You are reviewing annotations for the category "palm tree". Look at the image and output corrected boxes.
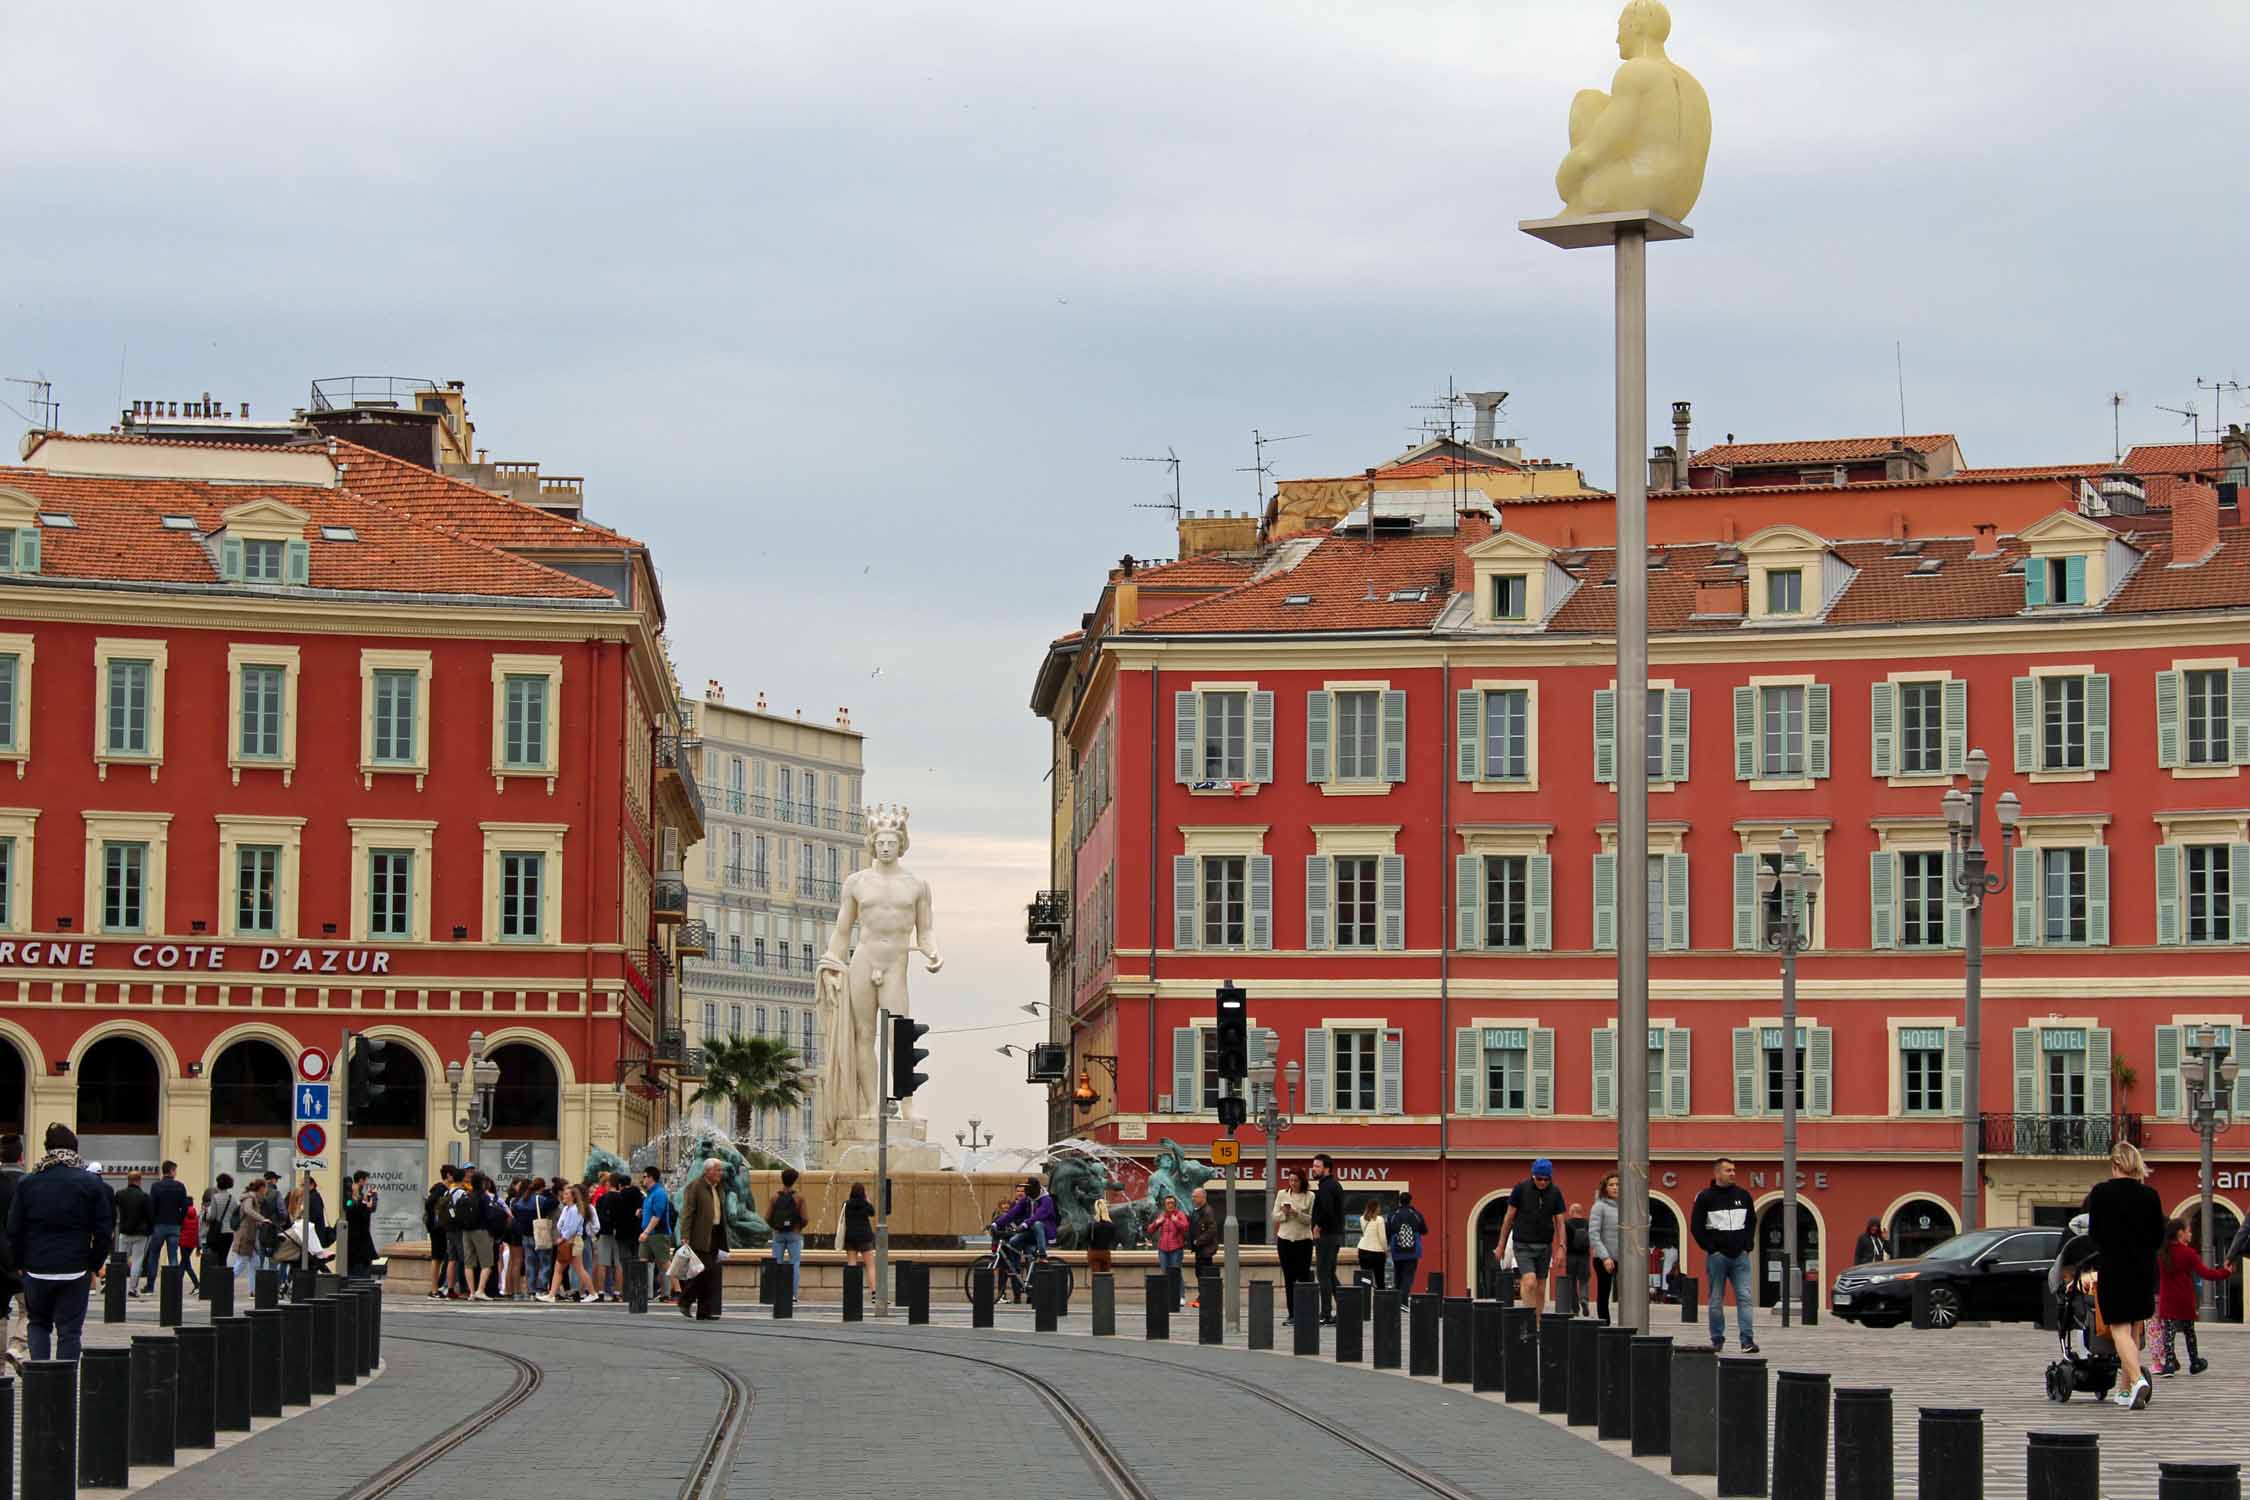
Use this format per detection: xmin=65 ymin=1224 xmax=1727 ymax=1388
xmin=689 ymin=1034 xmax=811 ymax=1140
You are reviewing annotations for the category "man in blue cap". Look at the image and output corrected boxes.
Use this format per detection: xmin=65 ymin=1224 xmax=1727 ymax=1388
xmin=1496 ymin=1158 xmax=1567 ymax=1308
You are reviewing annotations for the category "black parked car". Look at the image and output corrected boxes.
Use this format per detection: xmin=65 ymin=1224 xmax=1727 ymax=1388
xmin=1831 ymin=1227 xmax=2065 ymax=1328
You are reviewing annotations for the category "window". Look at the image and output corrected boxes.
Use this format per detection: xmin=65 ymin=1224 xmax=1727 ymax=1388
xmin=1900 ymin=851 xmax=1947 ymax=948
xmin=2042 ymin=676 xmax=2086 ymax=771
xmin=102 ymin=841 xmax=147 ymax=933
xmin=2186 ymin=670 xmax=2231 ymax=767
xmin=1763 ymin=1028 xmax=1807 ymax=1113
xmin=239 ymin=665 xmax=285 ymax=760
xmin=799 ymin=843 xmax=815 ymax=891
xmin=826 ymin=846 xmax=840 ymax=887
xmin=802 ymin=1011 xmax=816 ymax=1066
xmin=1201 ymin=856 xmax=1246 ymax=948
xmin=1334 ymin=856 xmax=1377 ymax=948
xmin=753 ymin=1006 xmax=766 ymax=1036
xmin=1594 ymin=849 xmax=1685 ymax=952
xmin=242 ymin=539 xmax=284 ymax=583
xmin=498 ymin=852 xmax=544 ymax=941
xmin=235 ymin=845 xmax=280 ymax=935
xmin=105 ymin=659 xmax=152 ymax=754
xmin=0 ymin=653 xmax=17 ymax=752
xmin=753 ymin=936 xmax=767 ymax=967
xmin=1201 ymin=691 xmax=1248 ymax=780
xmin=502 ymin=675 xmax=548 ymax=768
xmin=2042 ymin=848 xmax=2089 ymax=944
xmin=368 ymin=851 xmax=413 ymax=938
xmin=1473 ymin=1025 xmax=1552 ymax=1114
xmin=1485 ymin=856 xmax=1529 ymax=950
xmin=372 ymin=670 xmax=418 ymax=763
xmin=754 ymin=835 xmax=769 ymax=885
xmin=1760 ymin=685 xmax=1805 ymax=777
xmin=1335 ymin=691 xmax=1380 ymax=781
xmin=1900 ymin=1028 xmax=1946 ymax=1114
xmin=728 ymin=933 xmax=742 ymax=964
xmin=1198 ymin=1026 xmax=1223 ymax=1109
xmin=2038 ymin=556 xmax=2086 ymax=607
xmin=1644 ymin=694 xmax=1665 ymax=780
xmin=1331 ymin=1028 xmax=1378 ymax=1113
xmin=702 ymin=1001 xmax=718 ymax=1036
xmin=1493 ymin=574 xmax=1528 ymax=622
xmin=1898 ymin=681 xmax=1944 ymax=774
xmin=1483 ymin=689 xmax=1529 ymax=780
xmin=1594 ymin=686 xmax=1687 ymax=785
xmin=801 ymin=941 xmax=814 ymax=971
xmin=1766 ymin=568 xmax=1803 ymax=615
xmin=2047 ymin=1037 xmax=2089 ymax=1116
xmin=2186 ymin=845 xmax=2234 ymax=944
xmin=1476 ymin=1030 xmax=1529 ymax=1112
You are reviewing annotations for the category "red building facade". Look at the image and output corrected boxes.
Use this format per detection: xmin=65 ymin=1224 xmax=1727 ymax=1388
xmin=1038 ymin=462 xmax=2250 ymax=1305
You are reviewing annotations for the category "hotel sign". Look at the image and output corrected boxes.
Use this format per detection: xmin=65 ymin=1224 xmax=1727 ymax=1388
xmin=0 ymin=941 xmax=397 ymax=974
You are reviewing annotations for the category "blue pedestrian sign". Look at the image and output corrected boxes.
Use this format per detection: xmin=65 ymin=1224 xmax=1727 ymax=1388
xmin=295 ymin=1084 xmax=330 ymax=1121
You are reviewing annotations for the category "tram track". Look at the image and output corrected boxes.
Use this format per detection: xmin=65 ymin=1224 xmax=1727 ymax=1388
xmin=338 ymin=1335 xmax=542 ymax=1500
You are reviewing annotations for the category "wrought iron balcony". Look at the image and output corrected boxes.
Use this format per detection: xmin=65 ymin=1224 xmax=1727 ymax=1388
xmin=1026 ymin=890 xmax=1068 ymax=944
xmin=674 ymin=918 xmax=712 ymax=958
xmin=1979 ymin=1112 xmax=2143 ymax=1158
xmin=653 ymin=872 xmax=687 ymax=925
xmin=654 ymin=734 xmax=707 ymax=839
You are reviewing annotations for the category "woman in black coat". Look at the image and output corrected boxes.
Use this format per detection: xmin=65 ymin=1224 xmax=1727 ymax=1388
xmin=342 ymin=1176 xmax=380 ymax=1280
xmin=2084 ymin=1140 xmax=2165 ymax=1409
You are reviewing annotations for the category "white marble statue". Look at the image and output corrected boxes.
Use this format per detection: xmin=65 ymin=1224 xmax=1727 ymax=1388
xmin=816 ymin=805 xmax=943 ymax=1149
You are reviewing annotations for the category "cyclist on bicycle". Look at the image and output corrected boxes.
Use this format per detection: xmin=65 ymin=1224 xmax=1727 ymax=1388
xmin=988 ymin=1178 xmax=1050 ymax=1302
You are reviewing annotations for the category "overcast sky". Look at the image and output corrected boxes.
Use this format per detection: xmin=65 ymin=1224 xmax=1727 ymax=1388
xmin=6 ymin=2 xmax=2246 ymax=1150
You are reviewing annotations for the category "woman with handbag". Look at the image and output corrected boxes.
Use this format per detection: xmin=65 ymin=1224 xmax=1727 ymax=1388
xmin=535 ymin=1183 xmax=588 ymax=1303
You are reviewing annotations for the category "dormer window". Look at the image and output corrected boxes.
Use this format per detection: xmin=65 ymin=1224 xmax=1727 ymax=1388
xmin=1462 ymin=532 xmax=1573 ymax=631
xmin=2026 ymin=555 xmax=2086 ymax=608
xmin=1493 ymin=574 xmax=1528 ymax=621
xmin=213 ymin=496 xmax=315 ymax=589
xmin=2018 ymin=510 xmax=2136 ymax=614
xmin=1766 ymin=568 xmax=1803 ymax=615
xmin=243 ymin=539 xmax=285 ymax=584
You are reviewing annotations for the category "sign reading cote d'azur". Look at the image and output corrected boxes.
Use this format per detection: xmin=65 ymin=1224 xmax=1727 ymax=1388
xmin=0 ymin=941 xmax=399 ymax=974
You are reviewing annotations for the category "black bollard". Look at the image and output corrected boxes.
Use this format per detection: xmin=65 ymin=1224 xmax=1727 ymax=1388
xmin=1336 ymin=1279 xmax=1363 ymax=1363
xmin=1408 ymin=1293 xmax=1439 ymax=1376
xmin=209 ymin=1264 xmax=234 ymax=1320
xmin=1716 ymin=1357 xmax=1770 ymax=1498
xmin=175 ymin=1325 xmax=217 ymax=1449
xmin=159 ymin=1263 xmax=184 ymax=1327
xmin=308 ymin=1294 xmax=337 ymax=1397
xmin=1919 ymin=1408 xmax=1981 ymax=1500
xmin=1294 ymin=1283 xmax=1321 ymax=1355
xmin=1670 ymin=1344 xmax=1719 ymax=1476
xmin=971 ymin=1264 xmax=994 ymax=1329
xmin=843 ymin=1263 xmax=864 ymax=1323
xmin=1630 ymin=1335 xmax=1674 ymax=1457
xmin=758 ymin=1257 xmax=776 ymax=1307
xmin=1197 ymin=1277 xmax=1221 ymax=1345
xmin=1597 ymin=1325 xmax=1634 ymax=1442
xmin=1539 ymin=1312 xmax=1571 ymax=1414
xmin=365 ymin=1280 xmax=382 ymax=1369
xmin=289 ymin=1266 xmax=311 ymax=1304
xmin=255 ymin=1267 xmax=280 ymax=1310
xmin=214 ymin=1316 xmax=252 ymax=1432
xmin=335 ymin=1292 xmax=359 ymax=1385
xmin=1441 ymin=1298 xmax=1471 ymax=1384
xmin=1094 ymin=1273 xmax=1118 ymax=1337
xmin=247 ymin=1308 xmax=284 ymax=1418
xmin=1494 ymin=1272 xmax=1514 ymax=1306
xmin=1773 ymin=1370 xmax=1831 ymax=1500
xmin=1836 ymin=1387 xmax=1893 ymax=1500
xmin=279 ymin=1303 xmax=313 ymax=1407
xmin=80 ymin=1347 xmax=131 ymax=1487
xmin=1679 ymin=1275 xmax=1699 ymax=1325
xmin=22 ymin=1362 xmax=75 ymax=1500
xmin=1426 ymin=1271 xmax=1444 ymax=1298
xmin=1371 ymin=1288 xmax=1401 ymax=1369
xmin=104 ymin=1253 xmax=128 ymax=1323
xmin=130 ymin=1336 xmax=179 ymax=1468
xmin=1504 ymin=1305 xmax=1540 ymax=1404
xmin=2025 ymin=1431 xmax=2099 ymax=1500
xmin=2160 ymin=1462 xmax=2243 ymax=1500
xmin=1244 ymin=1279 xmax=1269 ymax=1349
xmin=1144 ymin=1273 xmax=1170 ymax=1340
xmin=774 ymin=1261 xmax=795 ymax=1321
xmin=350 ymin=1285 xmax=374 ymax=1378
xmin=904 ymin=1262 xmax=929 ymax=1325
xmin=1567 ymin=1318 xmax=1601 ymax=1427
xmin=1471 ymin=1301 xmax=1503 ymax=1392
xmin=1801 ymin=1271 xmax=1820 ymax=1327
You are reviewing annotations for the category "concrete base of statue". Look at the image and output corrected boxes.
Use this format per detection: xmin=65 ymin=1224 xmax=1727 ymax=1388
xmin=820 ymin=1113 xmax=943 ymax=1172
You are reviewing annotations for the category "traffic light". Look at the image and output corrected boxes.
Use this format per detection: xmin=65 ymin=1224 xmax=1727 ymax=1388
xmin=889 ymin=1015 xmax=930 ymax=1100
xmin=346 ymin=1033 xmax=389 ymax=1115
xmin=1215 ymin=982 xmax=1248 ymax=1082
xmin=1217 ymin=1093 xmax=1247 ymax=1131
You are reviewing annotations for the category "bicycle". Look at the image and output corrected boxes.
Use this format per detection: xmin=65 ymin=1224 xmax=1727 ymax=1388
xmin=962 ymin=1234 xmax=1073 ymax=1307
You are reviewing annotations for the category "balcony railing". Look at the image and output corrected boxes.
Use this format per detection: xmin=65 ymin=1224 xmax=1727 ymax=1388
xmin=674 ymin=918 xmax=712 ymax=958
xmin=1026 ymin=890 xmax=1068 ymax=944
xmin=653 ymin=872 xmax=687 ymax=924
xmin=1979 ymin=1112 xmax=2143 ymax=1158
xmin=655 ymin=734 xmax=706 ymax=832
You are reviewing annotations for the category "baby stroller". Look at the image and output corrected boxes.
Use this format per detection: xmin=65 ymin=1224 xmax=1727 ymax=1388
xmin=2045 ymin=1214 xmax=2121 ymax=1402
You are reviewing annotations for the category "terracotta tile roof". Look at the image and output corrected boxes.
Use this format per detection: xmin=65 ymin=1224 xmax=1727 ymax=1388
xmin=1130 ymin=531 xmax=1462 ymax=634
xmin=0 ymin=466 xmax=615 ymax=601
xmin=2122 ymin=442 xmax=2222 ymax=476
xmin=1371 ymin=456 xmax=1513 ymax=479
xmin=40 ymin=431 xmax=328 ymax=457
xmin=1691 ymin=434 xmax=1956 ymax=466
xmin=328 ymin=440 xmax=644 ymax=551
xmin=1955 ymin=464 xmax=2103 ymax=479
xmin=1652 ymin=470 xmax=2072 ymax=500
xmin=1131 ymin=555 xmax=1257 ymax=587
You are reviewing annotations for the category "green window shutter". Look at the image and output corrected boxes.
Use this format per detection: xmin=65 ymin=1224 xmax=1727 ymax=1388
xmin=1664 ymin=852 xmax=1690 ymax=952
xmin=1945 ymin=1027 xmax=1966 ymax=1116
xmin=2232 ymin=844 xmax=2250 ymax=938
xmin=15 ymin=529 xmax=37 ymax=574
xmin=1172 ymin=856 xmax=1197 ymax=950
xmin=1456 ymin=689 xmax=1482 ymax=781
xmin=1870 ymin=682 xmax=1896 ymax=777
xmin=1732 ymin=686 xmax=1756 ymax=779
xmin=1247 ymin=855 xmax=1273 ymax=950
xmin=1807 ymin=683 xmax=1832 ymax=778
xmin=1528 ymin=853 xmax=1553 ymax=952
xmin=1305 ymin=692 xmax=1332 ymax=784
xmin=2087 ymin=846 xmax=2110 ymax=945
xmin=2155 ymin=845 xmax=2182 ymax=946
xmin=2231 ymin=669 xmax=2250 ymax=766
xmin=1455 ymin=1027 xmax=1481 ymax=1114
xmin=2155 ymin=1024 xmax=2183 ymax=1119
xmin=1302 ymin=1027 xmax=1331 ymax=1114
xmin=1171 ymin=1027 xmax=1198 ymax=1112
xmin=1248 ymin=691 xmax=1274 ymax=783
xmin=1943 ymin=849 xmax=1966 ymax=949
xmin=1456 ymin=854 xmax=1483 ymax=950
xmin=1732 ymin=1027 xmax=1757 ymax=1115
xmin=2087 ymin=674 xmax=2111 ymax=771
xmin=1943 ymin=678 xmax=1968 ymax=775
xmin=2012 ymin=1027 xmax=2038 ymax=1114
xmin=1303 ymin=855 xmax=1330 ymax=952
xmin=1379 ymin=1028 xmax=1404 ymax=1115
xmin=1808 ymin=1025 xmax=1834 ymax=1116
xmin=1381 ymin=689 xmax=1407 ymax=783
xmin=1869 ymin=851 xmax=1897 ymax=950
xmin=1667 ymin=1028 xmax=1693 ymax=1117
xmin=1529 ymin=1027 xmax=1556 ymax=1115
xmin=1589 ymin=1026 xmax=1618 ymax=1117
xmin=1592 ymin=688 xmax=1617 ymax=785
xmin=1732 ymin=853 xmax=1759 ymax=951
xmin=2024 ymin=556 xmax=2047 ymax=607
xmin=1378 ymin=854 xmax=1405 ymax=951
xmin=2156 ymin=672 xmax=2183 ymax=769
xmin=284 ymin=539 xmax=309 ymax=585
xmin=1592 ymin=853 xmax=1617 ymax=952
xmin=2012 ymin=676 xmax=2037 ymax=772
xmin=2065 ymin=553 xmax=2087 ymax=604
xmin=2012 ymin=847 xmax=2038 ymax=946
xmin=2088 ymin=1027 xmax=2113 ymax=1116
xmin=220 ymin=536 xmax=244 ymax=582
xmin=1173 ymin=693 xmax=1198 ymax=783
xmin=1665 ymin=689 xmax=1691 ymax=782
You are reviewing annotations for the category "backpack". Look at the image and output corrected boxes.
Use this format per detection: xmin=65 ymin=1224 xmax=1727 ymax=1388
xmin=770 ymin=1191 xmax=802 ymax=1234
xmin=450 ymin=1190 xmax=481 ymax=1232
xmin=483 ymin=1198 xmax=509 ymax=1236
xmin=1389 ymin=1209 xmax=1420 ymax=1256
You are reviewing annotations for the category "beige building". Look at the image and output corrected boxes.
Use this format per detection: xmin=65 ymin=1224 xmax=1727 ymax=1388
xmin=680 ymin=685 xmax=866 ymax=1163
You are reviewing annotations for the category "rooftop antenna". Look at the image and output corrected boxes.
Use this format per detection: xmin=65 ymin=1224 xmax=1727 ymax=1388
xmin=2156 ymin=400 xmax=2204 ymax=448
xmin=5 ymin=377 xmax=56 ymax=432
xmin=1894 ymin=341 xmax=1907 ymax=436
xmin=2108 ymin=392 xmax=2128 ymax=464
xmin=2196 ymin=377 xmax=2244 ymax=436
xmin=1122 ymin=447 xmax=1183 ymax=528
xmin=1410 ymin=377 xmax=1472 ymax=443
xmin=1236 ymin=428 xmax=1308 ymax=509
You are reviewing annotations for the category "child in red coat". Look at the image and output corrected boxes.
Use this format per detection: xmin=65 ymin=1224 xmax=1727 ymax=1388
xmin=2153 ymin=1215 xmax=2226 ymax=1376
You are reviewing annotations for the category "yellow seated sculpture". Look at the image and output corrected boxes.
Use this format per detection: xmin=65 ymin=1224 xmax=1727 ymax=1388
xmin=1555 ymin=0 xmax=1711 ymax=224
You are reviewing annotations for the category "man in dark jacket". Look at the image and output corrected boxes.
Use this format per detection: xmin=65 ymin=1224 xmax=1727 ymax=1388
xmin=1853 ymin=1217 xmax=1890 ymax=1266
xmin=111 ymin=1170 xmax=153 ymax=1298
xmin=143 ymin=1160 xmax=189 ymax=1293
xmin=1308 ymin=1153 xmax=1346 ymax=1324
xmin=1689 ymin=1157 xmax=1758 ymax=1353
xmin=601 ymin=1172 xmax=645 ymax=1302
xmin=1188 ymin=1187 xmax=1221 ymax=1301
xmin=8 ymin=1125 xmax=114 ymax=1360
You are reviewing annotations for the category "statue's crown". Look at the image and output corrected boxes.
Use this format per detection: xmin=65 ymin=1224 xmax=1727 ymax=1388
xmin=865 ymin=803 xmax=910 ymax=836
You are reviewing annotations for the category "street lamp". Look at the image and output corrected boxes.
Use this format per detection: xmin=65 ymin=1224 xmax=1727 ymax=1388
xmin=1253 ymin=1058 xmax=1302 ymax=1210
xmin=1757 ymin=827 xmax=1820 ymax=1328
xmin=445 ymin=1029 xmax=502 ymax=1179
xmin=954 ymin=1117 xmax=995 ymax=1169
xmin=2181 ymin=1026 xmax=2241 ymax=1319
xmin=1943 ymin=748 xmax=2023 ymax=1232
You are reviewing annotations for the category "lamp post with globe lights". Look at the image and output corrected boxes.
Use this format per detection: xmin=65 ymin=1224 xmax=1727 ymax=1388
xmin=1756 ymin=828 xmax=1820 ymax=1328
xmin=445 ymin=1029 xmax=501 ymax=1178
xmin=1943 ymin=749 xmax=2022 ymax=1232
xmin=2181 ymin=1026 xmax=2241 ymax=1319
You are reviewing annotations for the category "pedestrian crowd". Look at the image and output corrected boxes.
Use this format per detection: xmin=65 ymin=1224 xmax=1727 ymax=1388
xmin=421 ymin=1162 xmax=680 ymax=1304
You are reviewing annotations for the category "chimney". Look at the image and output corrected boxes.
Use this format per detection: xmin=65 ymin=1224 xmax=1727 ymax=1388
xmin=755 ymin=692 xmax=768 ymax=712
xmin=1465 ymin=391 xmax=1508 ymax=448
xmin=1649 ymin=445 xmax=1677 ymax=493
xmin=2223 ymin=424 xmax=2250 ymax=479
xmin=1971 ymin=523 xmax=1999 ymax=557
xmin=2171 ymin=481 xmax=2221 ymax=566
xmin=1672 ymin=401 xmax=1692 ymax=488
xmin=706 ymin=679 xmax=725 ymax=705
xmin=1452 ymin=509 xmax=1493 ymax=596
xmin=1890 ymin=513 xmax=1908 ymax=542
xmin=1695 ymin=578 xmax=1745 ymax=617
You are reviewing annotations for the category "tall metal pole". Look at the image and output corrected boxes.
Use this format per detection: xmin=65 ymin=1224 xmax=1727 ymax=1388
xmin=1613 ymin=222 xmax=1652 ymax=1337
xmin=1779 ymin=931 xmax=1797 ymax=1330
xmin=2201 ymin=1110 xmax=2216 ymax=1320
xmin=1961 ymin=794 xmax=1984 ymax=1233
xmin=875 ymin=1006 xmax=891 ymax=1316
xmin=1223 ymin=1089 xmax=1241 ymax=1332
